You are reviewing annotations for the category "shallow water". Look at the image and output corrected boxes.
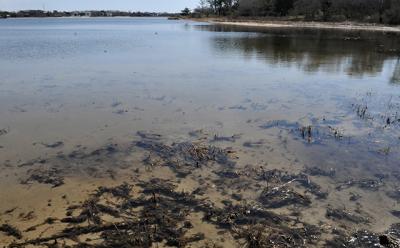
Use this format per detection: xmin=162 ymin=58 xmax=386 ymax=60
xmin=1 ymin=17 xmax=400 ymax=247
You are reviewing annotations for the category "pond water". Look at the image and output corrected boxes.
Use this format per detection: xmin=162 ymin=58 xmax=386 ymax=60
xmin=1 ymin=17 xmax=400 ymax=247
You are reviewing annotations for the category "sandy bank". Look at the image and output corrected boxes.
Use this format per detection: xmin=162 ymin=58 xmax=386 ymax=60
xmin=191 ymin=18 xmax=400 ymax=33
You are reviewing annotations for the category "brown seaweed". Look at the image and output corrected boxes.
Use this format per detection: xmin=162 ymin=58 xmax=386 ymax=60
xmin=8 ymin=180 xmax=325 ymax=248
xmin=41 ymin=141 xmax=64 ymax=148
xmin=387 ymin=188 xmax=400 ymax=202
xmin=259 ymin=186 xmax=311 ymax=208
xmin=10 ymin=181 xmax=204 ymax=247
xmin=211 ymin=134 xmax=241 ymax=143
xmin=253 ymin=169 xmax=328 ymax=199
xmin=234 ymin=223 xmax=321 ymax=248
xmin=260 ymin=119 xmax=348 ymax=144
xmin=136 ymin=131 xmax=162 ymax=141
xmin=95 ymin=182 xmax=133 ymax=199
xmin=336 ymin=178 xmax=383 ymax=191
xmin=242 ymin=140 xmax=265 ymax=148
xmin=259 ymin=120 xmax=299 ymax=129
xmin=136 ymin=138 xmax=236 ymax=177
xmin=0 ymin=224 xmax=22 ymax=239
xmin=326 ymin=227 xmax=400 ymax=248
xmin=304 ymin=166 xmax=336 ymax=177
xmin=326 ymin=207 xmax=368 ymax=224
xmin=22 ymin=168 xmax=64 ymax=188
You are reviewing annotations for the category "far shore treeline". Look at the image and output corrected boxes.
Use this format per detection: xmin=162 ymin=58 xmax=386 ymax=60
xmin=186 ymin=0 xmax=400 ymax=25
xmin=0 ymin=10 xmax=176 ymax=19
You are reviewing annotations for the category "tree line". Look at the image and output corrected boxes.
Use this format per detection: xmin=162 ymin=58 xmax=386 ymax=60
xmin=188 ymin=0 xmax=400 ymax=24
xmin=0 ymin=10 xmax=173 ymax=18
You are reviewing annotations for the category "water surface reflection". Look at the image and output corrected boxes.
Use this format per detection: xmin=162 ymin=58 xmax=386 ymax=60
xmin=196 ymin=24 xmax=400 ymax=79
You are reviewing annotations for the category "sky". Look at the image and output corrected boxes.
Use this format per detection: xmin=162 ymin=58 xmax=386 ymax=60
xmin=0 ymin=0 xmax=199 ymax=12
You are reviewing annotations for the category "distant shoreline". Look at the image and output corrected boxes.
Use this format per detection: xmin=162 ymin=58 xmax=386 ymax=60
xmin=0 ymin=16 xmax=165 ymax=19
xmin=0 ymin=16 xmax=171 ymax=19
xmin=190 ymin=17 xmax=400 ymax=33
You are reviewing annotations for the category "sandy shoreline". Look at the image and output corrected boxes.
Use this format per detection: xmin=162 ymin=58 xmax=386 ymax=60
xmin=190 ymin=18 xmax=400 ymax=33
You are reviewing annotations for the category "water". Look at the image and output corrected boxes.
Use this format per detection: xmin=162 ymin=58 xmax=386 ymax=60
xmin=1 ymin=17 xmax=400 ymax=247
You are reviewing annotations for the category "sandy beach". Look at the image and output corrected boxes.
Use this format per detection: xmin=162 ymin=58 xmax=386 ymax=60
xmin=191 ymin=17 xmax=400 ymax=32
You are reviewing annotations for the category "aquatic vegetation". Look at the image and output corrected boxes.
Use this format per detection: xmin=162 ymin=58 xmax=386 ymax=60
xmin=10 ymin=182 xmax=205 ymax=247
xmin=389 ymin=223 xmax=400 ymax=239
xmin=336 ymin=178 xmax=384 ymax=191
xmin=113 ymin=109 xmax=129 ymax=114
xmin=326 ymin=207 xmax=369 ymax=224
xmin=188 ymin=129 xmax=206 ymax=138
xmin=391 ymin=210 xmax=400 ymax=218
xmin=12 ymin=174 xmax=395 ymax=247
xmin=251 ymin=169 xmax=328 ymax=199
xmin=234 ymin=223 xmax=321 ymax=248
xmin=259 ymin=186 xmax=311 ymax=208
xmin=353 ymin=103 xmax=370 ymax=120
xmin=299 ymin=125 xmax=313 ymax=143
xmin=136 ymin=133 xmax=237 ymax=177
xmin=0 ymin=128 xmax=9 ymax=136
xmin=1 ymin=132 xmax=399 ymax=247
xmin=17 ymin=158 xmax=47 ymax=168
xmin=326 ymin=227 xmax=400 ymax=248
xmin=259 ymin=120 xmax=300 ymax=130
xmin=7 ymin=180 xmax=325 ymax=248
xmin=242 ymin=139 xmax=266 ymax=148
xmin=387 ymin=188 xmax=400 ymax=202
xmin=5 ymin=132 xmax=398 ymax=246
xmin=14 ymin=142 xmax=131 ymax=190
xmin=379 ymin=146 xmax=392 ymax=156
xmin=0 ymin=224 xmax=22 ymax=240
xmin=304 ymin=166 xmax=336 ymax=177
xmin=349 ymin=192 xmax=362 ymax=202
xmin=215 ymin=169 xmax=240 ymax=179
xmin=260 ymin=119 xmax=347 ymax=144
xmin=110 ymin=101 xmax=122 ymax=108
xmin=21 ymin=167 xmax=64 ymax=188
xmin=66 ymin=143 xmax=120 ymax=160
xmin=136 ymin=131 xmax=162 ymax=140
xmin=352 ymin=92 xmax=400 ymax=129
xmin=211 ymin=134 xmax=242 ymax=143
xmin=40 ymin=141 xmax=64 ymax=149
xmin=228 ymin=105 xmax=247 ymax=110
xmin=96 ymin=182 xmax=133 ymax=199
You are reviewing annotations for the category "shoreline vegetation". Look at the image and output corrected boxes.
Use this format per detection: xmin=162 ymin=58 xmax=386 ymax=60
xmin=179 ymin=0 xmax=400 ymax=33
